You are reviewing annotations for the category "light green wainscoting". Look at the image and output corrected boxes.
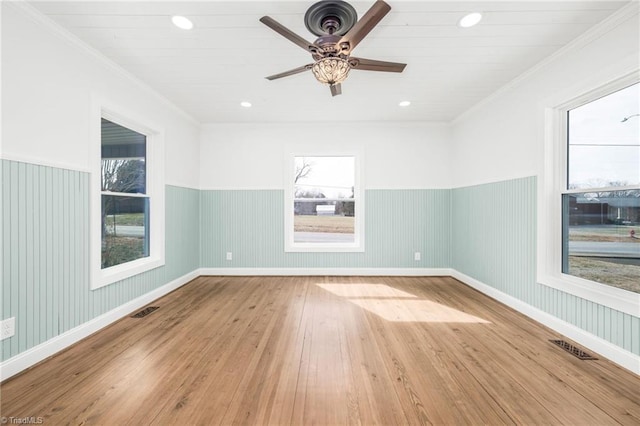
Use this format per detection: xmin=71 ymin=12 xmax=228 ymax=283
xmin=200 ymin=189 xmax=451 ymax=269
xmin=452 ymin=176 xmax=639 ymax=356
xmin=1 ymin=159 xmax=200 ymax=362
xmin=3 ymin=162 xmax=636 ymax=365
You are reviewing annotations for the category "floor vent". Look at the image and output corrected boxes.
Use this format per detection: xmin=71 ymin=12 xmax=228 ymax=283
xmin=549 ymin=339 xmax=597 ymax=360
xmin=131 ymin=306 xmax=159 ymax=318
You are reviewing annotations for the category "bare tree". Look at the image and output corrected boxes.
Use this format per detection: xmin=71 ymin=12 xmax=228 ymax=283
xmin=574 ymin=180 xmax=640 ymax=199
xmin=294 ymin=157 xmax=312 ymax=184
xmin=101 ymin=159 xmax=144 ymax=193
xmin=101 ymin=159 xmax=145 ymax=267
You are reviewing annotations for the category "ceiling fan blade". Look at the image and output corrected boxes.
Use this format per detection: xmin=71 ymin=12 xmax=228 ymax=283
xmin=330 ymin=83 xmax=342 ymax=97
xmin=339 ymin=0 xmax=391 ymax=53
xmin=260 ymin=16 xmax=322 ymax=54
xmin=265 ymin=64 xmax=313 ymax=80
xmin=349 ymin=57 xmax=406 ymax=73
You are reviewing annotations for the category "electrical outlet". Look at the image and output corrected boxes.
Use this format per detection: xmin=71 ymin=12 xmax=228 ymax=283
xmin=1 ymin=317 xmax=15 ymax=340
xmin=226 ymin=252 xmax=233 ymax=261
xmin=414 ymin=252 xmax=421 ymax=261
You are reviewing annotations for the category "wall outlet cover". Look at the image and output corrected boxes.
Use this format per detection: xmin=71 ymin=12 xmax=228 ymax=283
xmin=226 ymin=252 xmax=233 ymax=261
xmin=1 ymin=317 xmax=15 ymax=340
xmin=414 ymin=252 xmax=421 ymax=261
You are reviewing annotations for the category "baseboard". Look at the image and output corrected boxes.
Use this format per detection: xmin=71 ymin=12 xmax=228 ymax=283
xmin=198 ymin=267 xmax=453 ymax=276
xmin=0 ymin=270 xmax=199 ymax=382
xmin=451 ymin=270 xmax=640 ymax=376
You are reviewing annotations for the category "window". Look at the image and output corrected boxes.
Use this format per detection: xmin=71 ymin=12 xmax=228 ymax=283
xmin=562 ymin=83 xmax=639 ymax=294
xmin=539 ymin=72 xmax=639 ymax=316
xmin=285 ymin=155 xmax=363 ymax=252
xmin=101 ymin=119 xmax=149 ymax=268
xmin=91 ymin=105 xmax=165 ymax=290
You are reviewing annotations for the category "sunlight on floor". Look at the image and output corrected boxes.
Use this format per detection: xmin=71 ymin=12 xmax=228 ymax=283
xmin=316 ymin=283 xmax=490 ymax=324
xmin=94 ymin=344 xmax=158 ymax=402
xmin=316 ymin=283 xmax=418 ymax=298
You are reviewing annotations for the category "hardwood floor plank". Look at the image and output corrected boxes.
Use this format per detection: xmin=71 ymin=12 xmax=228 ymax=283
xmin=2 ymin=276 xmax=639 ymax=425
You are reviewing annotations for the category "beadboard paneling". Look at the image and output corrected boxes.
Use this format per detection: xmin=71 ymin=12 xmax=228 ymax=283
xmin=3 ymin=162 xmax=636 ymax=365
xmin=1 ymin=159 xmax=199 ymax=362
xmin=165 ymin=185 xmax=200 ymax=281
xmin=451 ymin=176 xmax=639 ymax=356
xmin=200 ymin=189 xmax=451 ymax=268
xmin=451 ymin=176 xmax=537 ymax=301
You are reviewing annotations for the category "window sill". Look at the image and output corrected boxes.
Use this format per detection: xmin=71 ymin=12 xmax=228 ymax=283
xmin=285 ymin=242 xmax=364 ymax=253
xmin=539 ymin=273 xmax=640 ymax=317
xmin=91 ymin=256 xmax=165 ymax=290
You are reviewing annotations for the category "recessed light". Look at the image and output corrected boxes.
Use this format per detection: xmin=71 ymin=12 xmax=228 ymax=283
xmin=458 ymin=12 xmax=482 ymax=28
xmin=172 ymin=15 xmax=193 ymax=30
xmin=240 ymin=101 xmax=252 ymax=108
xmin=399 ymin=101 xmax=411 ymax=107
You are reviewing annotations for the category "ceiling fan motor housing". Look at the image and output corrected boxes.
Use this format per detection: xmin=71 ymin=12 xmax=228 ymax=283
xmin=304 ymin=1 xmax=358 ymax=37
xmin=312 ymin=34 xmax=343 ymax=59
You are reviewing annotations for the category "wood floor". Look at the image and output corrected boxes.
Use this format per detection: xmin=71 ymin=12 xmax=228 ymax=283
xmin=1 ymin=276 xmax=639 ymax=425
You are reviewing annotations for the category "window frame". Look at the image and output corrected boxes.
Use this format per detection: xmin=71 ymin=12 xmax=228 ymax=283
xmin=90 ymin=100 xmax=165 ymax=290
xmin=284 ymin=151 xmax=364 ymax=252
xmin=539 ymin=71 xmax=640 ymax=316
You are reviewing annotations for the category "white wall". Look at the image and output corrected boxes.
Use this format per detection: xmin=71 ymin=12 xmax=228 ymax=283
xmin=450 ymin=7 xmax=639 ymax=188
xmin=1 ymin=3 xmax=200 ymax=189
xmin=200 ymin=122 xmax=451 ymax=189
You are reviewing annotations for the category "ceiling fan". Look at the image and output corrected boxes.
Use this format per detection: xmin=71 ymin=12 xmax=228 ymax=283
xmin=260 ymin=0 xmax=406 ymax=96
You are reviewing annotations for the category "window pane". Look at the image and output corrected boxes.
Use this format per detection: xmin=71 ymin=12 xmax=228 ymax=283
xmin=102 ymin=195 xmax=149 ymax=269
xmin=101 ymin=118 xmax=146 ymax=193
xmin=567 ymin=83 xmax=639 ymax=189
xmin=294 ymin=156 xmax=356 ymax=244
xmin=562 ymin=190 xmax=640 ymax=294
xmin=294 ymin=201 xmax=355 ymax=243
xmin=295 ymin=156 xmax=354 ymax=199
xmin=101 ymin=158 xmax=146 ymax=193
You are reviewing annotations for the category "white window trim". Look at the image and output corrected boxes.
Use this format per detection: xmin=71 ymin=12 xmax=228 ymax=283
xmin=284 ymin=151 xmax=364 ymax=252
xmin=538 ymin=70 xmax=640 ymax=317
xmin=90 ymin=98 xmax=165 ymax=290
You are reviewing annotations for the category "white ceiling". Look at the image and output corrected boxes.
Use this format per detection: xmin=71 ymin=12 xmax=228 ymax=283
xmin=30 ymin=1 xmax=629 ymax=124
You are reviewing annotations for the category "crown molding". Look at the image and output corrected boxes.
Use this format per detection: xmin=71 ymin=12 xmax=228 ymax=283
xmin=452 ymin=1 xmax=640 ymax=125
xmin=5 ymin=0 xmax=200 ymax=127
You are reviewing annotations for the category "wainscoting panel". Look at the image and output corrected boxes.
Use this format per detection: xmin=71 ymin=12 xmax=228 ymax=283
xmin=451 ymin=176 xmax=537 ymax=302
xmin=1 ymin=159 xmax=199 ymax=362
xmin=3 ymin=163 xmax=636 ymax=368
xmin=199 ymin=189 xmax=451 ymax=269
xmin=165 ymin=185 xmax=200 ymax=282
xmin=451 ymin=176 xmax=639 ymax=356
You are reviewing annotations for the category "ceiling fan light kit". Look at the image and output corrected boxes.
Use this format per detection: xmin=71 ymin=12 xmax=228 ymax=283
xmin=260 ymin=0 xmax=406 ymax=97
xmin=311 ymin=58 xmax=351 ymax=85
